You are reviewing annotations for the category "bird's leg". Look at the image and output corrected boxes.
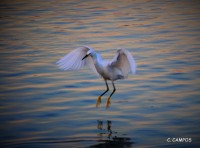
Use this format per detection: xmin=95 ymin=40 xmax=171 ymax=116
xmin=106 ymin=82 xmax=116 ymax=108
xmin=96 ymin=80 xmax=109 ymax=107
xmin=100 ymin=80 xmax=109 ymax=97
xmin=109 ymin=81 xmax=116 ymax=98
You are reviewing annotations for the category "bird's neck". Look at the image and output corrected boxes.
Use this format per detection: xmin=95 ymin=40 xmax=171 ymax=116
xmin=92 ymin=53 xmax=104 ymax=69
xmin=94 ymin=53 xmax=103 ymax=63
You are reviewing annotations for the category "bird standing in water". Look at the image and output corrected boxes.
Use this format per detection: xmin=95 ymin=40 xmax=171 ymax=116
xmin=57 ymin=46 xmax=136 ymax=107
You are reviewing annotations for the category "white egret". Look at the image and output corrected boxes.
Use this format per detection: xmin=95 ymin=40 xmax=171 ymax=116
xmin=56 ymin=45 xmax=136 ymax=107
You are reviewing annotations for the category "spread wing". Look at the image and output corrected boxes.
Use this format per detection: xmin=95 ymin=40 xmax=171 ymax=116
xmin=110 ymin=48 xmax=136 ymax=78
xmin=56 ymin=46 xmax=99 ymax=76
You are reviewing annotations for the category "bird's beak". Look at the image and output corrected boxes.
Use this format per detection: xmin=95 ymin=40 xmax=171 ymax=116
xmin=82 ymin=54 xmax=89 ymax=60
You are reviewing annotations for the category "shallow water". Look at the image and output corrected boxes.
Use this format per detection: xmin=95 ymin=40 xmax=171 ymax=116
xmin=0 ymin=0 xmax=200 ymax=147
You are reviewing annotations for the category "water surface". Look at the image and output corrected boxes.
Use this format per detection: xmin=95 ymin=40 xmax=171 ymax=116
xmin=0 ymin=0 xmax=200 ymax=147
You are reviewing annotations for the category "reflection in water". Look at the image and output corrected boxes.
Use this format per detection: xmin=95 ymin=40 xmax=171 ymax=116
xmin=89 ymin=120 xmax=134 ymax=148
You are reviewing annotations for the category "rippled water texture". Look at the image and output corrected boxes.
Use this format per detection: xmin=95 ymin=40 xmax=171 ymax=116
xmin=0 ymin=0 xmax=200 ymax=147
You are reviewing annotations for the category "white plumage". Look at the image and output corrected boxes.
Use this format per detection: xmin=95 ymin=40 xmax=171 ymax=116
xmin=57 ymin=45 xmax=136 ymax=107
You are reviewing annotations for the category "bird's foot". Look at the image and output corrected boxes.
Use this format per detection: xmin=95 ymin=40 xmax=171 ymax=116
xmin=96 ymin=96 xmax=102 ymax=107
xmin=106 ymin=97 xmax=111 ymax=109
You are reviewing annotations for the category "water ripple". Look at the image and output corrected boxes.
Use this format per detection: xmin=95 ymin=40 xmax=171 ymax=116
xmin=1 ymin=0 xmax=200 ymax=147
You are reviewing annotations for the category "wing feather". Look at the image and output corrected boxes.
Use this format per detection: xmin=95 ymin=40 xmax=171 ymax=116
xmin=110 ymin=48 xmax=136 ymax=78
xmin=56 ymin=46 xmax=99 ymax=76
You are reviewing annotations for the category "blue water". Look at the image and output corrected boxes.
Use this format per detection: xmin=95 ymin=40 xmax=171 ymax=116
xmin=0 ymin=0 xmax=200 ymax=147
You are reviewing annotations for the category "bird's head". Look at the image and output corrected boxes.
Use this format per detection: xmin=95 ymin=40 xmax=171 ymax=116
xmin=82 ymin=50 xmax=92 ymax=60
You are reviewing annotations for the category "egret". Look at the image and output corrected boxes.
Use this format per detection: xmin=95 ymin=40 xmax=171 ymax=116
xmin=56 ymin=46 xmax=136 ymax=107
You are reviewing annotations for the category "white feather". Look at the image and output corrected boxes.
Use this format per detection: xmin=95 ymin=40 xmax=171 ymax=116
xmin=56 ymin=46 xmax=99 ymax=76
xmin=85 ymin=56 xmax=100 ymax=76
xmin=57 ymin=46 xmax=136 ymax=80
xmin=110 ymin=48 xmax=136 ymax=78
